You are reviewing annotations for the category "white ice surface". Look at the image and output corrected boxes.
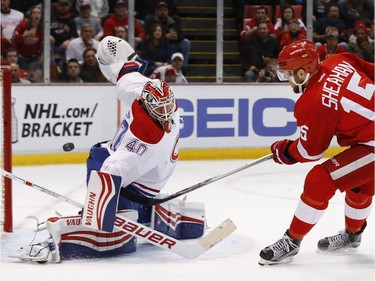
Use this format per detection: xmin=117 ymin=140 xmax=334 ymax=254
xmin=1 ymin=159 xmax=374 ymax=281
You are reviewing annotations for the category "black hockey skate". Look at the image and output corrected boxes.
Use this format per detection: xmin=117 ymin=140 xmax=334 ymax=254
xmin=317 ymin=223 xmax=366 ymax=253
xmin=258 ymin=231 xmax=302 ymax=265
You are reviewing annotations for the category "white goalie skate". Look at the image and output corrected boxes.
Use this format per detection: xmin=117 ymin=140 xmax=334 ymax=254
xmin=9 ymin=216 xmax=60 ymax=264
xmin=10 ymin=237 xmax=60 ymax=264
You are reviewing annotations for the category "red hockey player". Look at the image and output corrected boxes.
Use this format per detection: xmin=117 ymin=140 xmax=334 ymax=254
xmin=259 ymin=40 xmax=374 ymax=265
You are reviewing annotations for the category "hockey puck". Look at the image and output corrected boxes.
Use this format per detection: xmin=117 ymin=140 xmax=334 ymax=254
xmin=63 ymin=142 xmax=75 ymax=152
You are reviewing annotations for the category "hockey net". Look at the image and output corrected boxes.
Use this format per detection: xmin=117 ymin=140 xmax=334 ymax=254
xmin=1 ymin=66 xmax=13 ymax=232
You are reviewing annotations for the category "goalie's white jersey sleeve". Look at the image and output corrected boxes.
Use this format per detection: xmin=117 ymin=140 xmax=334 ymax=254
xmin=115 ymin=70 xmax=149 ymax=112
xmin=100 ymin=70 xmax=180 ymax=197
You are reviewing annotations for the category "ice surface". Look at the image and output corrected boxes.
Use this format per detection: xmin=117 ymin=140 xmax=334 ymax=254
xmin=1 ymin=159 xmax=374 ymax=281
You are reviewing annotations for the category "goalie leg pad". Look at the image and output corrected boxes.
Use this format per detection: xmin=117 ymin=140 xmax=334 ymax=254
xmin=151 ymin=196 xmax=206 ymax=239
xmin=86 ymin=142 xmax=110 ymax=184
xmin=82 ymin=171 xmax=122 ymax=232
xmin=118 ymin=195 xmax=153 ymax=224
xmin=118 ymin=183 xmax=153 ymax=224
xmin=47 ymin=211 xmax=138 ymax=261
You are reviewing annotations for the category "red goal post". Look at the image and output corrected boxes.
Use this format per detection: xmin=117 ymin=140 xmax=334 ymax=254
xmin=1 ymin=65 xmax=13 ymax=232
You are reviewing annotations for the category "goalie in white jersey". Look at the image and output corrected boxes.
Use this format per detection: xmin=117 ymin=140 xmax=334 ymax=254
xmin=86 ymin=36 xmax=181 ymax=225
xmin=13 ymin=36 xmax=206 ymax=263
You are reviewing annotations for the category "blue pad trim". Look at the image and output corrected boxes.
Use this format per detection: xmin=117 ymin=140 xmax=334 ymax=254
xmin=86 ymin=143 xmax=110 ymax=184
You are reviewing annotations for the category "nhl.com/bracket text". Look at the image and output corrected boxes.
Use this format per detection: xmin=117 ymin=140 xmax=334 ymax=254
xmin=21 ymin=103 xmax=98 ymax=138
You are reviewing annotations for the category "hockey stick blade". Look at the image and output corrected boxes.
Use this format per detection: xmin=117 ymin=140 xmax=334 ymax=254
xmin=197 ymin=219 xmax=237 ymax=253
xmin=148 ymin=154 xmax=273 ymax=205
xmin=1 ymin=168 xmax=236 ymax=259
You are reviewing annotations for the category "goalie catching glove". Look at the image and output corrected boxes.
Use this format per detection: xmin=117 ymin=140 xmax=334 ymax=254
xmin=271 ymin=139 xmax=297 ymax=165
xmin=96 ymin=36 xmax=148 ymax=83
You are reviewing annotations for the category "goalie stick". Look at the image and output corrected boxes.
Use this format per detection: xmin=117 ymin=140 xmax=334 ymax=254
xmin=121 ymin=154 xmax=273 ymax=205
xmin=0 ymin=168 xmax=236 ymax=259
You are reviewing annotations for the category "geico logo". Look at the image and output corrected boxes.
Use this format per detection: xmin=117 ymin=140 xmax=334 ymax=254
xmin=178 ymin=98 xmax=297 ymax=138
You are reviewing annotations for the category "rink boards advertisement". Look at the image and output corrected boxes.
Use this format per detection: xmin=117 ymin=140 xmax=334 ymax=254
xmin=11 ymin=84 xmax=300 ymax=155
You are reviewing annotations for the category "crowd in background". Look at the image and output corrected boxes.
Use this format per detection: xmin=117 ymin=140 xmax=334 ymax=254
xmin=1 ymin=0 xmax=374 ymax=84
xmin=239 ymin=0 xmax=374 ymax=82
xmin=1 ymin=0 xmax=188 ymax=84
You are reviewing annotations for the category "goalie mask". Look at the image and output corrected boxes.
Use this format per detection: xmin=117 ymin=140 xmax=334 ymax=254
xmin=96 ymin=36 xmax=137 ymax=83
xmin=277 ymin=39 xmax=320 ymax=93
xmin=141 ymin=80 xmax=176 ymax=133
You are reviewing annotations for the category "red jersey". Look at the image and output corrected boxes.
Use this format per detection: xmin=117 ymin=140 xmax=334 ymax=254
xmin=279 ymin=32 xmax=307 ymax=50
xmin=103 ymin=15 xmax=145 ymax=39
xmin=240 ymin=18 xmax=275 ymax=41
xmin=12 ymin=19 xmax=43 ymax=59
xmin=316 ymin=43 xmax=346 ymax=62
xmin=288 ymin=53 xmax=375 ymax=162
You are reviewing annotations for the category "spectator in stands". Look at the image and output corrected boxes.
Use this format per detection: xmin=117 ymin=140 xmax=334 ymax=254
xmin=1 ymin=0 xmax=24 ymax=41
xmin=241 ymin=0 xmax=277 ymax=5
xmin=110 ymin=0 xmax=179 ymax=21
xmin=9 ymin=0 xmax=42 ymax=14
xmin=66 ymin=24 xmax=99 ymax=64
xmin=163 ymin=66 xmax=177 ymax=83
xmin=3 ymin=46 xmax=59 ymax=82
xmin=313 ymin=4 xmax=348 ymax=50
xmin=240 ymin=6 xmax=275 ymax=42
xmin=115 ymin=25 xmax=128 ymax=40
xmin=27 ymin=61 xmax=43 ymax=83
xmin=150 ymin=52 xmax=188 ymax=84
xmin=317 ymin=26 xmax=346 ymax=61
xmin=2 ymin=47 xmax=28 ymax=78
xmin=368 ymin=19 xmax=374 ymax=41
xmin=74 ymin=1 xmax=103 ymax=41
xmin=50 ymin=0 xmax=79 ymax=68
xmin=137 ymin=23 xmax=171 ymax=77
xmin=169 ymin=52 xmax=187 ymax=83
xmin=62 ymin=58 xmax=84 ymax=82
xmin=255 ymin=58 xmax=278 ymax=83
xmin=313 ymin=0 xmax=336 ymax=22
xmin=348 ymin=21 xmax=374 ymax=62
xmin=143 ymin=1 xmax=190 ymax=71
xmin=1 ymin=27 xmax=11 ymax=58
xmin=279 ymin=18 xmax=307 ymax=50
xmin=274 ymin=5 xmax=306 ymax=41
xmin=80 ymin=47 xmax=107 ymax=82
xmin=11 ymin=6 xmax=44 ymax=71
xmin=239 ymin=21 xmax=279 ymax=82
xmin=103 ymin=0 xmax=145 ymax=47
xmin=10 ymin=62 xmax=31 ymax=83
xmin=337 ymin=0 xmax=372 ymax=29
xmin=348 ymin=20 xmax=374 ymax=44
xmin=75 ymin=0 xmax=110 ymax=23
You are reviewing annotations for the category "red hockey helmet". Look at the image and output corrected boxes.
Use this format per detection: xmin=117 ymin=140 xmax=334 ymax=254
xmin=141 ymin=79 xmax=176 ymax=132
xmin=277 ymin=39 xmax=320 ymax=81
